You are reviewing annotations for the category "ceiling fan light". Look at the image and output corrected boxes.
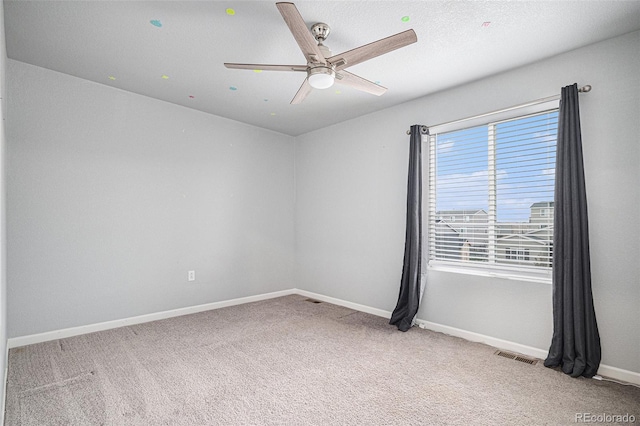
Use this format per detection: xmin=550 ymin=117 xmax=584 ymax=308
xmin=308 ymin=66 xmax=335 ymax=89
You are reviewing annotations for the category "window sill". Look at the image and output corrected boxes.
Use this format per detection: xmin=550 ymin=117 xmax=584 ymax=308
xmin=427 ymin=261 xmax=552 ymax=284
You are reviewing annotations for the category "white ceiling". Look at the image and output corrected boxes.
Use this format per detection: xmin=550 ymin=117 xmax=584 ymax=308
xmin=5 ymin=1 xmax=640 ymax=136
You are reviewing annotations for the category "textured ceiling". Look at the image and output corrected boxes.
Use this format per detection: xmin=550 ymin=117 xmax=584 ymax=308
xmin=5 ymin=1 xmax=640 ymax=136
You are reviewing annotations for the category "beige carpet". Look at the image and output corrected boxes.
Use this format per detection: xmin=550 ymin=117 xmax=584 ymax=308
xmin=5 ymin=295 xmax=640 ymax=425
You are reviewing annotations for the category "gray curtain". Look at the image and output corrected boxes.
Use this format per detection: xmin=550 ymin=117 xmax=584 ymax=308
xmin=544 ymin=84 xmax=601 ymax=378
xmin=390 ymin=125 xmax=425 ymax=332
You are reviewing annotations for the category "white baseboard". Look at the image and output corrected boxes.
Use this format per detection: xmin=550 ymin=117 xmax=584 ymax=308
xmin=595 ymin=364 xmax=640 ymax=386
xmin=294 ymin=289 xmax=393 ymax=319
xmin=414 ymin=319 xmax=549 ymax=360
xmin=7 ymin=289 xmax=296 ymax=349
xmin=415 ymin=318 xmax=640 ymax=386
xmin=6 ymin=288 xmax=639 ymax=386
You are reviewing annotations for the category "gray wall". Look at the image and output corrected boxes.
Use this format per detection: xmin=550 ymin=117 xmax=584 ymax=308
xmin=295 ymin=30 xmax=640 ymax=374
xmin=0 ymin=0 xmax=8 ymax=409
xmin=6 ymin=61 xmax=296 ymax=337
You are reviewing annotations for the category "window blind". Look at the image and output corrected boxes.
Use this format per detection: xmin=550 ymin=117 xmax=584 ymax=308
xmin=428 ymin=110 xmax=558 ymax=274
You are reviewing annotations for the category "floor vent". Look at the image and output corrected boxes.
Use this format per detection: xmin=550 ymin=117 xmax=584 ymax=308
xmin=494 ymin=350 xmax=538 ymax=365
xmin=305 ymin=298 xmax=322 ymax=304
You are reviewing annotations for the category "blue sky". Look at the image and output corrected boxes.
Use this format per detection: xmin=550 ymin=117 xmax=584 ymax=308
xmin=434 ymin=111 xmax=558 ymax=222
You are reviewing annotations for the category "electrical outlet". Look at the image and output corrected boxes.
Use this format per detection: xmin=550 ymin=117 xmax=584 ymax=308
xmin=188 ymin=270 xmax=195 ymax=282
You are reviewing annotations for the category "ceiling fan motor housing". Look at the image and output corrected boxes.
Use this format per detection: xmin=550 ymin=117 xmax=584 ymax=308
xmin=308 ymin=25 xmax=335 ymax=90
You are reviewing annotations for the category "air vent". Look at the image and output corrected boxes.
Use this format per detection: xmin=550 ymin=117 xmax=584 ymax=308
xmin=305 ymin=298 xmax=322 ymax=304
xmin=514 ymin=356 xmax=538 ymax=365
xmin=494 ymin=350 xmax=538 ymax=365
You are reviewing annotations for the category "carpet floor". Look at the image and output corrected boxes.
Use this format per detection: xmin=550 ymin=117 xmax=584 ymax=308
xmin=4 ymin=295 xmax=640 ymax=425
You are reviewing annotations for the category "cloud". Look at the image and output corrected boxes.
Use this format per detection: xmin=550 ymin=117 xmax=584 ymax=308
xmin=437 ymin=140 xmax=455 ymax=153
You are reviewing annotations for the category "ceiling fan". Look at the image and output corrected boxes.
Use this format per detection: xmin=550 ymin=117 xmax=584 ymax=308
xmin=224 ymin=2 xmax=418 ymax=104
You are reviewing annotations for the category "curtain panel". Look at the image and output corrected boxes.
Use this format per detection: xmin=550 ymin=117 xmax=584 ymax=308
xmin=544 ymin=83 xmax=601 ymax=378
xmin=390 ymin=124 xmax=425 ymax=332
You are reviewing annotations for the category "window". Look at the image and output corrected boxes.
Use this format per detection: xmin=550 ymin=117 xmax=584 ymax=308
xmin=427 ymin=110 xmax=558 ymax=280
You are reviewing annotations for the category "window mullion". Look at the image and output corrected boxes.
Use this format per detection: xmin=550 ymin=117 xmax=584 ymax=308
xmin=487 ymin=124 xmax=497 ymax=264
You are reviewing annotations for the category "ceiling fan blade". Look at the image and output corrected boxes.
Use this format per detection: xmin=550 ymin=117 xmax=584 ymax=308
xmin=291 ymin=79 xmax=312 ymax=104
xmin=328 ymin=29 xmax=417 ymax=71
xmin=224 ymin=63 xmax=307 ymax=72
xmin=335 ymin=71 xmax=387 ymax=96
xmin=276 ymin=2 xmax=326 ymax=64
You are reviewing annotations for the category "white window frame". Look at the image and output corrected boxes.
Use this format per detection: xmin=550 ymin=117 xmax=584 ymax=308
xmin=424 ymin=100 xmax=558 ymax=284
